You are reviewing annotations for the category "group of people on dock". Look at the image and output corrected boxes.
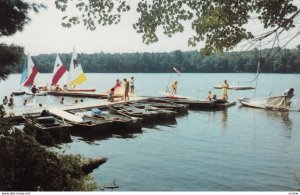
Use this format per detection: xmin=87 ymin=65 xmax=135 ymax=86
xmin=170 ymin=79 xmax=229 ymax=101
xmin=206 ymin=80 xmax=229 ymax=101
xmin=108 ymin=76 xmax=135 ymax=102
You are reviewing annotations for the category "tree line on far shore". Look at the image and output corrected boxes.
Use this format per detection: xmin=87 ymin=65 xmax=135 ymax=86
xmin=13 ymin=47 xmax=300 ymax=74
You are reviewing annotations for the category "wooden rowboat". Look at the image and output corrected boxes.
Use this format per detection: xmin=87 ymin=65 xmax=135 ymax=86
xmin=22 ymin=112 xmax=72 ymax=145
xmin=127 ymin=102 xmax=177 ymax=122
xmin=69 ymin=107 xmax=142 ymax=133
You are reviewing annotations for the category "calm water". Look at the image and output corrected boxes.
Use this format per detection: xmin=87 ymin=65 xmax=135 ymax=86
xmin=1 ymin=73 xmax=300 ymax=191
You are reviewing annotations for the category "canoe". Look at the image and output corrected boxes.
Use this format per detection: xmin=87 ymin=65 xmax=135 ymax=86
xmin=22 ymin=112 xmax=72 ymax=145
xmin=49 ymin=108 xmax=84 ymax=123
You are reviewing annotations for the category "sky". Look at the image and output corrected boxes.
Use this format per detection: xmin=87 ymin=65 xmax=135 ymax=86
xmin=2 ymin=0 xmax=300 ymax=55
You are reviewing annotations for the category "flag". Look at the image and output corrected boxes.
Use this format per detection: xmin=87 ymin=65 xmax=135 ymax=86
xmin=173 ymin=67 xmax=181 ymax=76
xmin=68 ymin=48 xmax=86 ymax=88
xmin=51 ymin=54 xmax=68 ymax=86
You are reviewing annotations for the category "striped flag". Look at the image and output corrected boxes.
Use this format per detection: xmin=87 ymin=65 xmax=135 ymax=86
xmin=173 ymin=67 xmax=181 ymax=76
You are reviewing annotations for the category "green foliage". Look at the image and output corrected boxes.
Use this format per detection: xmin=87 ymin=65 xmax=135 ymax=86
xmin=0 ymin=0 xmax=45 ymax=37
xmin=0 ymin=116 xmax=97 ymax=191
xmin=55 ymin=0 xmax=130 ymax=30
xmin=0 ymin=106 xmax=97 ymax=191
xmin=0 ymin=0 xmax=45 ymax=81
xmin=0 ymin=44 xmax=24 ymax=80
xmin=14 ymin=48 xmax=300 ymax=74
xmin=54 ymin=0 xmax=299 ymax=55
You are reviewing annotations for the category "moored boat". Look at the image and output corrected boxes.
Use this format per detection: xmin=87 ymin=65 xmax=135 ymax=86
xmin=69 ymin=107 xmax=142 ymax=134
xmin=144 ymin=99 xmax=189 ymax=114
xmin=127 ymin=102 xmax=177 ymax=122
xmin=108 ymin=104 xmax=157 ymax=124
xmin=22 ymin=112 xmax=72 ymax=145
xmin=239 ymin=94 xmax=294 ymax=111
xmin=66 ymin=110 xmax=114 ymax=136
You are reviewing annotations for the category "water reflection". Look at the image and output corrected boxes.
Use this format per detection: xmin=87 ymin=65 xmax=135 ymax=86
xmin=265 ymin=110 xmax=292 ymax=138
xmin=71 ymin=130 xmax=143 ymax=143
xmin=265 ymin=110 xmax=292 ymax=129
xmin=221 ymin=109 xmax=228 ymax=130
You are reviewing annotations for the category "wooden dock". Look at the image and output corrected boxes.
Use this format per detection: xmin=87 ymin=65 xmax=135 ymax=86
xmin=3 ymin=95 xmax=237 ymax=145
xmin=4 ymin=96 xmax=147 ymax=121
xmin=214 ymin=85 xmax=255 ymax=90
xmin=151 ymin=97 xmax=236 ymax=110
xmin=47 ymin=91 xmax=123 ymax=99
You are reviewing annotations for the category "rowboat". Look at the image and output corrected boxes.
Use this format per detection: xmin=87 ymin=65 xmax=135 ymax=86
xmin=162 ymin=98 xmax=216 ymax=110
xmin=144 ymin=100 xmax=189 ymax=114
xmin=108 ymin=104 xmax=157 ymax=124
xmin=69 ymin=107 xmax=142 ymax=134
xmin=67 ymin=110 xmax=114 ymax=136
xmin=22 ymin=112 xmax=72 ymax=145
xmin=239 ymin=94 xmax=294 ymax=111
xmin=211 ymin=99 xmax=236 ymax=110
xmin=127 ymin=102 xmax=177 ymax=122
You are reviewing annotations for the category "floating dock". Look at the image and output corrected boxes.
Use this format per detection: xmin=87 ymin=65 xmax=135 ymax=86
xmin=150 ymin=97 xmax=236 ymax=110
xmin=47 ymin=91 xmax=123 ymax=99
xmin=3 ymin=95 xmax=236 ymax=144
xmin=214 ymin=85 xmax=255 ymax=90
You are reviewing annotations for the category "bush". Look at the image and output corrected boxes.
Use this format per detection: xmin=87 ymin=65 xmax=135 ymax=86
xmin=0 ymin=117 xmax=97 ymax=191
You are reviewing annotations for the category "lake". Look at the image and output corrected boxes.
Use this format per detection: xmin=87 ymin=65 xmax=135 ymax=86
xmin=1 ymin=73 xmax=300 ymax=191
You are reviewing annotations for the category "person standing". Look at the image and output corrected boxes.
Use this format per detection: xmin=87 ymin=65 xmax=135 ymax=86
xmin=171 ymin=81 xmax=178 ymax=95
xmin=60 ymin=97 xmax=64 ymax=104
xmin=2 ymin=96 xmax=8 ymax=105
xmin=8 ymin=94 xmax=14 ymax=107
xmin=108 ymin=88 xmax=115 ymax=102
xmin=31 ymin=85 xmax=38 ymax=94
xmin=221 ymin=80 xmax=229 ymax=100
xmin=123 ymin=78 xmax=129 ymax=101
xmin=130 ymin=76 xmax=135 ymax=94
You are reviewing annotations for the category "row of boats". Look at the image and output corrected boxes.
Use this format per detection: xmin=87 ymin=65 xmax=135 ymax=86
xmin=22 ymin=99 xmax=189 ymax=145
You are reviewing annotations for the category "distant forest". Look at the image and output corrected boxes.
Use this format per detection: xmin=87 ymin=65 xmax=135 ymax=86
xmin=13 ymin=47 xmax=300 ymax=73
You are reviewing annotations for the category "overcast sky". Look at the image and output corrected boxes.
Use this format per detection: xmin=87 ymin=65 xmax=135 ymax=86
xmin=2 ymin=0 xmax=300 ymax=55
